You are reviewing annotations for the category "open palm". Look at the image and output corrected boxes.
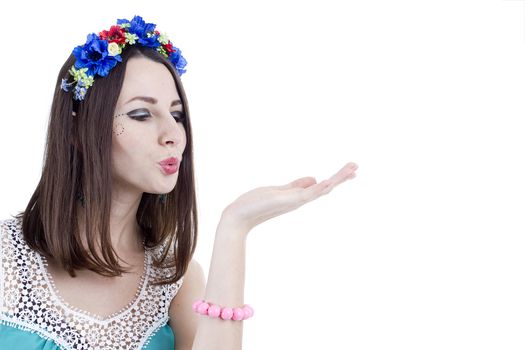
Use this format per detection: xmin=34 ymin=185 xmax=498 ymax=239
xmin=223 ymin=162 xmax=358 ymax=232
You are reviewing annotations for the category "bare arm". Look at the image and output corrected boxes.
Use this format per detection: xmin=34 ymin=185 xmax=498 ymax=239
xmin=171 ymin=162 xmax=357 ymax=349
xmin=169 ymin=259 xmax=206 ymax=350
xmin=169 ymin=215 xmax=248 ymax=350
xmin=191 ymin=215 xmax=248 ymax=350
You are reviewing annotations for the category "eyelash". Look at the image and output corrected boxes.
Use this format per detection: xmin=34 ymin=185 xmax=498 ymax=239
xmin=127 ymin=108 xmax=186 ymax=123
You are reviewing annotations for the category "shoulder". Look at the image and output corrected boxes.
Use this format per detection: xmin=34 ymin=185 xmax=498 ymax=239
xmin=0 ymin=217 xmax=22 ymax=247
xmin=0 ymin=217 xmax=16 ymax=233
xmin=169 ymin=259 xmax=206 ymax=317
xmin=185 ymin=259 xmax=205 ymax=287
xmin=168 ymin=259 xmax=206 ymax=350
xmin=0 ymin=217 xmax=28 ymax=311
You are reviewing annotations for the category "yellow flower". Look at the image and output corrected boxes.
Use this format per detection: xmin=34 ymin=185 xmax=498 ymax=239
xmin=107 ymin=42 xmax=122 ymax=56
xmin=158 ymin=32 xmax=169 ymax=45
xmin=125 ymin=33 xmax=139 ymax=45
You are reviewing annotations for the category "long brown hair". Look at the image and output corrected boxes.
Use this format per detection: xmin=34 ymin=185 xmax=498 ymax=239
xmin=14 ymin=45 xmax=197 ymax=285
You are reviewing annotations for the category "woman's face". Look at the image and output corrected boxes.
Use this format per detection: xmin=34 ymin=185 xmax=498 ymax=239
xmin=111 ymin=56 xmax=187 ymax=198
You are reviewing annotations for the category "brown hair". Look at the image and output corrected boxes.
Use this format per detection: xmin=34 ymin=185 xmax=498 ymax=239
xmin=14 ymin=45 xmax=197 ymax=285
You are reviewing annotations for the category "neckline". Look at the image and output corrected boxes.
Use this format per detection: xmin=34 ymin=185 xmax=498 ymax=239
xmin=36 ymin=247 xmax=151 ymax=324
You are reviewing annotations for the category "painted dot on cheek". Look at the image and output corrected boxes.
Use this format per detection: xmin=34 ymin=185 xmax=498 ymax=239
xmin=112 ymin=113 xmax=127 ymax=136
xmin=113 ymin=123 xmax=125 ymax=136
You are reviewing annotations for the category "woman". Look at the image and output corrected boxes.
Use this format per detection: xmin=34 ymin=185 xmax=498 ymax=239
xmin=0 ymin=15 xmax=358 ymax=350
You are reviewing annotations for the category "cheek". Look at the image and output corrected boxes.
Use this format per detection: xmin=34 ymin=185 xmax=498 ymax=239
xmin=112 ymin=114 xmax=127 ymax=135
xmin=112 ymin=117 xmax=141 ymax=143
xmin=111 ymin=125 xmax=150 ymax=170
xmin=113 ymin=121 xmax=125 ymax=136
xmin=111 ymin=139 xmax=133 ymax=173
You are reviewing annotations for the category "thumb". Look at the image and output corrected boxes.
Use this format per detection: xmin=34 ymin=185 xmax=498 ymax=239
xmin=278 ymin=176 xmax=317 ymax=190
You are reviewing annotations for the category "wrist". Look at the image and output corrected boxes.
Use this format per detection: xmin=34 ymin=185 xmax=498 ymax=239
xmin=218 ymin=211 xmax=251 ymax=239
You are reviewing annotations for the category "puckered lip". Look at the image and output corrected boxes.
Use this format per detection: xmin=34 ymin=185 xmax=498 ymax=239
xmin=159 ymin=157 xmax=180 ymax=166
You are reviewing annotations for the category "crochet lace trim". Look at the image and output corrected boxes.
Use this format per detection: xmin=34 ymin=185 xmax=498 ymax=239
xmin=0 ymin=217 xmax=183 ymax=349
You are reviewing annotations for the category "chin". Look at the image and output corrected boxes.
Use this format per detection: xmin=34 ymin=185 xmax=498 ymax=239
xmin=153 ymin=182 xmax=178 ymax=195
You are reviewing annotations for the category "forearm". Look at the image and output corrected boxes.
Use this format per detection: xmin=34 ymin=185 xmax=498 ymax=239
xmin=191 ymin=215 xmax=248 ymax=350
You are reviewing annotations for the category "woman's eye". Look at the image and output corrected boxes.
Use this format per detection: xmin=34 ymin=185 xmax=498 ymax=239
xmin=127 ymin=109 xmax=150 ymax=120
xmin=127 ymin=109 xmax=185 ymax=123
xmin=171 ymin=111 xmax=186 ymax=123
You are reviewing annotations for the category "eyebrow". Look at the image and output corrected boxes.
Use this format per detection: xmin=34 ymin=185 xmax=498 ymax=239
xmin=125 ymin=96 xmax=182 ymax=107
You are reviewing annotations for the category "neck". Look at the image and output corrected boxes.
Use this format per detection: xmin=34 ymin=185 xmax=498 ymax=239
xmin=76 ymin=192 xmax=144 ymax=256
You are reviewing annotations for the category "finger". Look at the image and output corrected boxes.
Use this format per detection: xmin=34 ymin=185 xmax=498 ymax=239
xmin=294 ymin=180 xmax=329 ymax=203
xmin=322 ymin=173 xmax=356 ymax=195
xmin=278 ymin=176 xmax=317 ymax=190
xmin=326 ymin=162 xmax=358 ymax=187
xmin=301 ymin=162 xmax=358 ymax=200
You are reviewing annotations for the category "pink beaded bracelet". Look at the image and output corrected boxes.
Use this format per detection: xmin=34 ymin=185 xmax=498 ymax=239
xmin=192 ymin=299 xmax=254 ymax=321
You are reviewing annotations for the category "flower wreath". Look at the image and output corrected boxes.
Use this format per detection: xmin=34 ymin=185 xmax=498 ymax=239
xmin=61 ymin=15 xmax=187 ymax=101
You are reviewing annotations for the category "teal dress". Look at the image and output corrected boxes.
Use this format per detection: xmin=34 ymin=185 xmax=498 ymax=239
xmin=0 ymin=218 xmax=185 ymax=349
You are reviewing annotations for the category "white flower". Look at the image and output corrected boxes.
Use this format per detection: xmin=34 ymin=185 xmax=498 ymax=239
xmin=125 ymin=32 xmax=139 ymax=45
xmin=107 ymin=42 xmax=122 ymax=56
xmin=158 ymin=32 xmax=169 ymax=45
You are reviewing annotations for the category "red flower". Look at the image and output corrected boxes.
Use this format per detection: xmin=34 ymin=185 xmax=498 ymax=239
xmin=99 ymin=25 xmax=126 ymax=44
xmin=163 ymin=42 xmax=175 ymax=54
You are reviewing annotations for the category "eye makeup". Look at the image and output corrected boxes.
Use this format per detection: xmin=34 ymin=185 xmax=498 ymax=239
xmin=114 ymin=108 xmax=186 ymax=123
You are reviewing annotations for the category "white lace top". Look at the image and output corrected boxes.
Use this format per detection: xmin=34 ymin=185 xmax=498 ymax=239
xmin=0 ymin=217 xmax=184 ymax=350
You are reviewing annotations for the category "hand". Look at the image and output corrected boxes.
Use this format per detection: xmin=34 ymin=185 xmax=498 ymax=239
xmin=222 ymin=162 xmax=358 ymax=233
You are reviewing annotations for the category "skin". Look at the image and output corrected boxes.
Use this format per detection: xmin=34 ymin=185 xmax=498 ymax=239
xmin=49 ymin=55 xmax=359 ymax=348
xmin=44 ymin=56 xmax=188 ymax=319
xmin=107 ymin=56 xmax=187 ymax=255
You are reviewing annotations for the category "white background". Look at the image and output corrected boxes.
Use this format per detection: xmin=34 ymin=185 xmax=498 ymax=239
xmin=1 ymin=1 xmax=525 ymax=349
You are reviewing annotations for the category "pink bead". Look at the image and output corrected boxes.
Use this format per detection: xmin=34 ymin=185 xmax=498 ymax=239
xmin=242 ymin=305 xmax=254 ymax=318
xmin=197 ymin=302 xmax=210 ymax=315
xmin=192 ymin=300 xmax=204 ymax=312
xmin=220 ymin=307 xmax=233 ymax=320
xmin=232 ymin=307 xmax=245 ymax=321
xmin=208 ymin=304 xmax=221 ymax=318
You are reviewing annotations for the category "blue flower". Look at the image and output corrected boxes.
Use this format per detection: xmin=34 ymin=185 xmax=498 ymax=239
xmin=139 ymin=32 xmax=161 ymax=48
xmin=61 ymin=78 xmax=72 ymax=92
xmin=72 ymin=33 xmax=122 ymax=77
xmin=74 ymin=85 xmax=87 ymax=101
xmin=169 ymin=49 xmax=187 ymax=75
xmin=117 ymin=15 xmax=160 ymax=48
xmin=64 ymin=16 xmax=188 ymax=101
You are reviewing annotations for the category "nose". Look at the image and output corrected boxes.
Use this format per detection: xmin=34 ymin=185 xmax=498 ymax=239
xmin=159 ymin=113 xmax=185 ymax=148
